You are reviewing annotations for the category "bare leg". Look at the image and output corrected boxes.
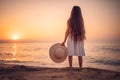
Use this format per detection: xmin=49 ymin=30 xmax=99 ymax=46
xmin=68 ymin=56 xmax=72 ymax=68
xmin=78 ymin=56 xmax=83 ymax=68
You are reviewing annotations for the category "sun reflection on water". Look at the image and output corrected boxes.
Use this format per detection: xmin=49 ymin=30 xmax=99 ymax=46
xmin=12 ymin=43 xmax=17 ymax=60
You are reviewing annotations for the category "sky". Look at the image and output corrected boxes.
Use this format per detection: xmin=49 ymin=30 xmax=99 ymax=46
xmin=0 ymin=0 xmax=120 ymax=42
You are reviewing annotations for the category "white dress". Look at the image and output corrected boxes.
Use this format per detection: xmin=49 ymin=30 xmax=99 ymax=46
xmin=67 ymin=36 xmax=85 ymax=56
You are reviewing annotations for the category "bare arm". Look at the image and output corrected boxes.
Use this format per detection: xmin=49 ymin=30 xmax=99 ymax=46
xmin=61 ymin=26 xmax=69 ymax=46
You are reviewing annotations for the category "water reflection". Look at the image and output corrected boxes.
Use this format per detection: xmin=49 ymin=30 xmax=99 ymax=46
xmin=12 ymin=43 xmax=17 ymax=60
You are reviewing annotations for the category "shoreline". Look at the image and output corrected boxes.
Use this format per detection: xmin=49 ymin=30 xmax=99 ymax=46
xmin=0 ymin=64 xmax=120 ymax=80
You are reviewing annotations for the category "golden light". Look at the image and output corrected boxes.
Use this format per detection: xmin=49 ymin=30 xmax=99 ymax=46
xmin=12 ymin=35 xmax=19 ymax=40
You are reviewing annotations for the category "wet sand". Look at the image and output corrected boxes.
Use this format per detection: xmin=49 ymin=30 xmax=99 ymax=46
xmin=0 ymin=64 xmax=120 ymax=80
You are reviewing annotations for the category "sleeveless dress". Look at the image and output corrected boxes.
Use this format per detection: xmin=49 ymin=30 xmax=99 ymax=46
xmin=67 ymin=36 xmax=85 ymax=56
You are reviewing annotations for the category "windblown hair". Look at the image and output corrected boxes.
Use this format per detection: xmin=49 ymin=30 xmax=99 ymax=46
xmin=68 ymin=6 xmax=86 ymax=42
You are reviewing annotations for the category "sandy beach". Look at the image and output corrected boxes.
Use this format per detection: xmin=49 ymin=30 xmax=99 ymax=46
xmin=0 ymin=64 xmax=119 ymax=80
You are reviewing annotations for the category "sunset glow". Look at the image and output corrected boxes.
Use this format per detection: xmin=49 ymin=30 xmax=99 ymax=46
xmin=0 ymin=0 xmax=119 ymax=42
xmin=12 ymin=35 xmax=19 ymax=40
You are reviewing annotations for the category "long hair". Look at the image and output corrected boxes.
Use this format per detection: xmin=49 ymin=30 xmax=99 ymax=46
xmin=68 ymin=6 xmax=86 ymax=42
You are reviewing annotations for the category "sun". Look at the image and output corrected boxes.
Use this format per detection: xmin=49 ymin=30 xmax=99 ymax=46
xmin=12 ymin=35 xmax=19 ymax=40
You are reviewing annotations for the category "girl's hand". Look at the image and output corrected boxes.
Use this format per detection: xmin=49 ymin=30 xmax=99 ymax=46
xmin=61 ymin=42 xmax=65 ymax=46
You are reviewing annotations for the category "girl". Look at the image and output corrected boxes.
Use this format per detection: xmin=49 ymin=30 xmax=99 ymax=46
xmin=62 ymin=6 xmax=86 ymax=68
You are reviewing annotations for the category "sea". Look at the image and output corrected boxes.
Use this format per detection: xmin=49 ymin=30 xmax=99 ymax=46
xmin=0 ymin=41 xmax=120 ymax=72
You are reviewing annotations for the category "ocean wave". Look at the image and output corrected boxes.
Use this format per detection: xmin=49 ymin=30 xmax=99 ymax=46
xmin=0 ymin=60 xmax=38 ymax=64
xmin=100 ymin=47 xmax=120 ymax=53
xmin=22 ymin=47 xmax=48 ymax=51
xmin=0 ymin=52 xmax=13 ymax=58
xmin=90 ymin=59 xmax=120 ymax=66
